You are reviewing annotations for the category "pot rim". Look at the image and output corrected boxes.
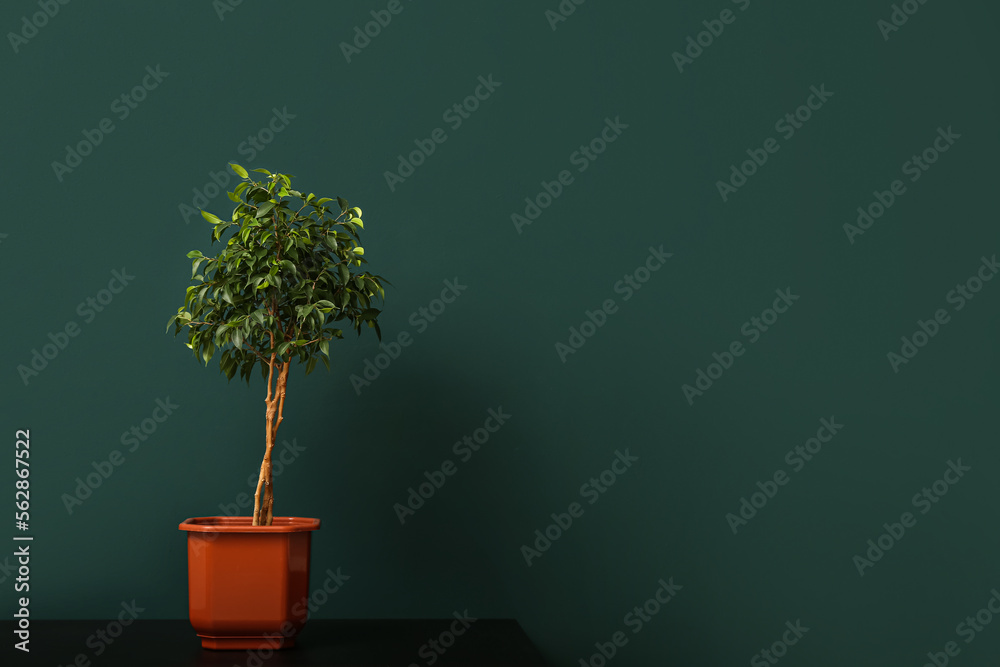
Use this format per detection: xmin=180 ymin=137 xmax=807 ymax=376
xmin=179 ymin=516 xmax=320 ymax=533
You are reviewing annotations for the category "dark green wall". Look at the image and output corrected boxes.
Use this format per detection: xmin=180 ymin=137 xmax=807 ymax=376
xmin=3 ymin=0 xmax=1000 ymax=664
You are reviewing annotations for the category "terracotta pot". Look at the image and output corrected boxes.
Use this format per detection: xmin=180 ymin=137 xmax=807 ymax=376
xmin=178 ymin=516 xmax=320 ymax=650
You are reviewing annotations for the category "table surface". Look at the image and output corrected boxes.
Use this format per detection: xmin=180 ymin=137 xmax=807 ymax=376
xmin=3 ymin=619 xmax=550 ymax=666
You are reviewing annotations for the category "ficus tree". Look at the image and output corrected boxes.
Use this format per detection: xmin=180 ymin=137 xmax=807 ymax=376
xmin=166 ymin=164 xmax=389 ymax=526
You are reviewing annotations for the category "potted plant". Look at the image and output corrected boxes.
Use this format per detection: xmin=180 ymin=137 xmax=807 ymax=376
xmin=167 ymin=164 xmax=389 ymax=649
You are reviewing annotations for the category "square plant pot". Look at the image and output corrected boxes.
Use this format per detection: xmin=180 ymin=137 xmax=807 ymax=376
xmin=178 ymin=516 xmax=320 ymax=650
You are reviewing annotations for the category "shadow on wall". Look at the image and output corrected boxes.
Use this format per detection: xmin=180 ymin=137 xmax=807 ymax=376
xmin=304 ymin=358 xmax=532 ymax=617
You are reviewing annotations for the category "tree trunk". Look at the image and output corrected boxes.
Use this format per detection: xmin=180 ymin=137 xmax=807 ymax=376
xmin=253 ymin=357 xmax=290 ymax=526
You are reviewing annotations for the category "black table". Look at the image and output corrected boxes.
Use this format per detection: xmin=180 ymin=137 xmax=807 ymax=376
xmin=3 ymin=619 xmax=549 ymax=666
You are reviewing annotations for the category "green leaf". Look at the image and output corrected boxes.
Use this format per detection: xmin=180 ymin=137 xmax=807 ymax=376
xmin=252 ymin=168 xmax=272 ymax=174
xmin=354 ymin=218 xmax=364 ymax=229
xmin=336 ymin=197 xmax=348 ymax=212
xmin=227 ymin=190 xmax=241 ymax=203
xmin=316 ymin=197 xmax=333 ymax=204
xmin=353 ymin=247 xmax=364 ymax=255
xmin=186 ymin=250 xmax=204 ymax=259
xmin=338 ymin=264 xmax=350 ymax=283
xmin=230 ymin=163 xmax=249 ymax=178
xmin=320 ymin=339 xmax=329 ymax=357
xmin=201 ymin=210 xmax=223 ymax=224
xmin=256 ymin=201 xmax=276 ymax=218
xmin=349 ymin=207 xmax=362 ymax=218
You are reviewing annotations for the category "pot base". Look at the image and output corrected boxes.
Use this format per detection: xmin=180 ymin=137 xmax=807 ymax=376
xmin=199 ymin=634 xmax=297 ymax=650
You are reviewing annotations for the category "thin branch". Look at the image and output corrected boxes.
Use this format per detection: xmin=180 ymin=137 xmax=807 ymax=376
xmin=242 ymin=342 xmax=268 ymax=364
